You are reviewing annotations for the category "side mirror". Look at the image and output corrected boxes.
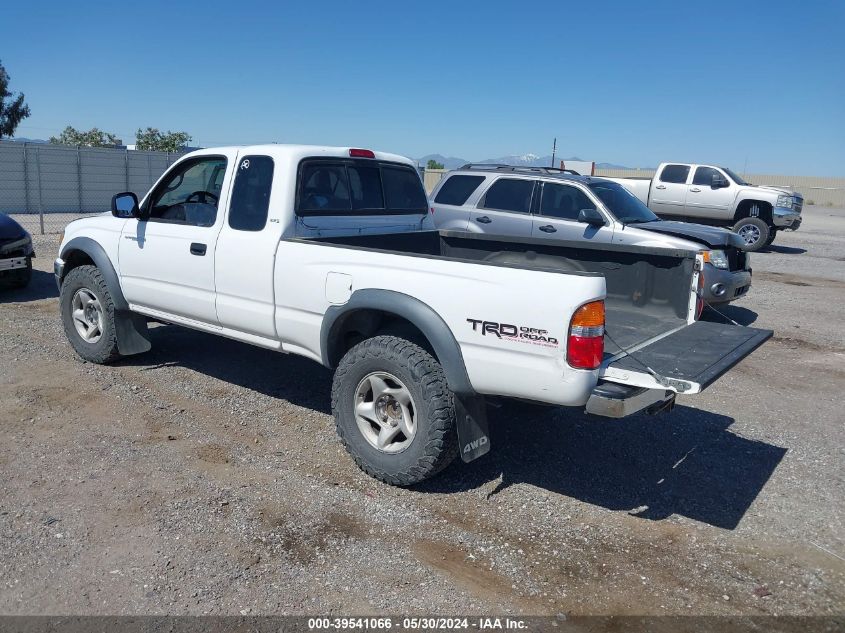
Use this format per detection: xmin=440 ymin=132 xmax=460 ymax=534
xmin=578 ymin=208 xmax=606 ymax=227
xmin=111 ymin=192 xmax=139 ymax=218
xmin=711 ymin=174 xmax=729 ymax=189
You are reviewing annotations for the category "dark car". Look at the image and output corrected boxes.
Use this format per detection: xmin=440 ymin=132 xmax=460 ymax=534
xmin=0 ymin=213 xmax=34 ymax=289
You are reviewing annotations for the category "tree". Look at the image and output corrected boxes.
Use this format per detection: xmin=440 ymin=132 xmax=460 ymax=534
xmin=49 ymin=126 xmax=120 ymax=147
xmin=426 ymin=159 xmax=445 ymax=170
xmin=0 ymin=60 xmax=31 ymax=139
xmin=135 ymin=127 xmax=192 ymax=152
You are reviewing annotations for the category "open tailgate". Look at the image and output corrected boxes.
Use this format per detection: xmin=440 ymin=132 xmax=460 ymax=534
xmin=600 ymin=321 xmax=772 ymax=395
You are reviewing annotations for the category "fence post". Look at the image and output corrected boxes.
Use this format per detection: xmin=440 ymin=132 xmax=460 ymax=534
xmin=147 ymin=153 xmax=152 ymax=187
xmin=124 ymin=148 xmax=129 ymax=191
xmin=35 ymin=146 xmax=45 ymax=235
xmin=76 ymin=145 xmax=84 ymax=213
xmin=22 ymin=143 xmax=30 ymax=216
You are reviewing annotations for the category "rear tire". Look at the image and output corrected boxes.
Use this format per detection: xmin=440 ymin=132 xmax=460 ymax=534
xmin=331 ymin=335 xmax=458 ymax=486
xmin=733 ymin=217 xmax=770 ymax=252
xmin=60 ymin=265 xmax=121 ymax=364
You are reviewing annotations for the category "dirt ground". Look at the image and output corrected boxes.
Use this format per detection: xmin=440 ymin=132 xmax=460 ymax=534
xmin=1 ymin=208 xmax=843 ymax=618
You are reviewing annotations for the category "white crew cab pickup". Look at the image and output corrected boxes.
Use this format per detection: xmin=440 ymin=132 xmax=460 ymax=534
xmin=607 ymin=163 xmax=803 ymax=252
xmin=55 ymin=145 xmax=771 ymax=485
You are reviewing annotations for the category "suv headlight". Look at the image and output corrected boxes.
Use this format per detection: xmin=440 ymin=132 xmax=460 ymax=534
xmin=776 ymin=194 xmax=794 ymax=208
xmin=707 ymin=249 xmax=729 ymax=270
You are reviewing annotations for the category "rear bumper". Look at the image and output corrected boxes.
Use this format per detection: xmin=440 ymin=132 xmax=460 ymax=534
xmin=702 ymin=266 xmax=752 ymax=304
xmin=586 ymin=382 xmax=675 ymax=418
xmin=773 ymin=205 xmax=801 ymax=228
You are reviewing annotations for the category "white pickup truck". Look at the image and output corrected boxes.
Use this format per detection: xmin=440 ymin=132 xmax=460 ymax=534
xmin=55 ymin=145 xmax=771 ymax=485
xmin=607 ymin=163 xmax=803 ymax=252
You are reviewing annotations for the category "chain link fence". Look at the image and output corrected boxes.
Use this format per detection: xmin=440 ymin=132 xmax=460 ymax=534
xmin=0 ymin=140 xmax=184 ymax=234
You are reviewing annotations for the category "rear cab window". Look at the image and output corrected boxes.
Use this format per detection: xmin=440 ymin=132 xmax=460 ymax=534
xmin=296 ymin=158 xmax=427 ymax=216
xmin=434 ymin=175 xmax=485 ymax=206
xmin=659 ymin=164 xmax=691 ymax=184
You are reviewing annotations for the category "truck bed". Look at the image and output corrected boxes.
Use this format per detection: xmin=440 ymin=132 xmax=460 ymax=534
xmin=308 ymin=229 xmax=698 ymax=355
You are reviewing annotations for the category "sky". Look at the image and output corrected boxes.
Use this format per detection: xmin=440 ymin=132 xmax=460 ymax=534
xmin=2 ymin=0 xmax=844 ymax=175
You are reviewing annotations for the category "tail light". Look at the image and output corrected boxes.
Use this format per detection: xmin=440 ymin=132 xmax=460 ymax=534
xmin=349 ymin=148 xmax=375 ymax=158
xmin=567 ymin=300 xmax=605 ymax=370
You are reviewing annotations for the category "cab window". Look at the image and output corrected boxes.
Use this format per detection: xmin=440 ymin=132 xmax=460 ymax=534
xmin=434 ymin=175 xmax=485 ymax=206
xmin=146 ymin=156 xmax=227 ymax=227
xmin=659 ymin=164 xmax=690 ymax=184
xmin=296 ymin=159 xmax=427 ymax=215
xmin=480 ymin=178 xmax=534 ymax=214
xmin=228 ymin=156 xmax=274 ymax=231
xmin=539 ymin=183 xmax=596 ymax=221
xmin=692 ymin=166 xmax=722 ymax=186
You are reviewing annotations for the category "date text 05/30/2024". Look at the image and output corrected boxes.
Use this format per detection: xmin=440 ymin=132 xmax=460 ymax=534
xmin=307 ymin=616 xmax=528 ymax=630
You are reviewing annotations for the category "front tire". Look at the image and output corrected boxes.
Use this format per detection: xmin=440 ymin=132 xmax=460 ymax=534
xmin=733 ymin=217 xmax=771 ymax=252
xmin=60 ymin=265 xmax=121 ymax=364
xmin=763 ymin=229 xmax=778 ymax=248
xmin=331 ymin=335 xmax=459 ymax=486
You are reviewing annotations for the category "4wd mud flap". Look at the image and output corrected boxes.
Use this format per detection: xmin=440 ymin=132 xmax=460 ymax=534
xmin=600 ymin=320 xmax=773 ymax=396
xmin=454 ymin=394 xmax=490 ymax=463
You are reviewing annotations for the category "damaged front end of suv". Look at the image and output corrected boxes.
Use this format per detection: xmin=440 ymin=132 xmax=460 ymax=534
xmin=0 ymin=213 xmax=34 ymax=289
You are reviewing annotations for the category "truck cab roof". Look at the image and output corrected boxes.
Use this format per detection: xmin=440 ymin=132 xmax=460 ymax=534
xmin=180 ymin=144 xmax=417 ymax=168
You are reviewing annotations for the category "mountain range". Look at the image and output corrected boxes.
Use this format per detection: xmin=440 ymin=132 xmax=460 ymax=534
xmin=417 ymin=153 xmax=631 ymax=170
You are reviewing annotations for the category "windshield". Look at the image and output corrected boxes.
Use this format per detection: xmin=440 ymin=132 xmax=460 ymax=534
xmin=722 ymin=167 xmax=750 ymax=186
xmin=588 ymin=181 xmax=658 ymax=224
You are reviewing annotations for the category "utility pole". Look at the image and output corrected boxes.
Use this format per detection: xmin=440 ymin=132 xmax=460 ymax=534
xmin=551 ymin=138 xmax=556 ymax=168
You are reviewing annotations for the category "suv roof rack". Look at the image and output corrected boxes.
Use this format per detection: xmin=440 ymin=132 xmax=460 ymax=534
xmin=458 ymin=163 xmax=581 ymax=176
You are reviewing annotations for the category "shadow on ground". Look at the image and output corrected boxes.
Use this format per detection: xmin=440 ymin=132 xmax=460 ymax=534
xmin=0 ymin=269 xmax=59 ymax=303
xmin=764 ymin=244 xmax=807 ymax=255
xmin=117 ymin=323 xmax=334 ymax=415
xmin=422 ymin=401 xmax=786 ymax=530
xmin=122 ymin=323 xmax=786 ymax=531
xmin=701 ymin=303 xmax=758 ymax=326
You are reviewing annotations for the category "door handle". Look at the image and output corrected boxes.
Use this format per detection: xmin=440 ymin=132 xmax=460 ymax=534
xmin=190 ymin=242 xmax=207 ymax=256
xmin=655 ymin=185 xmax=667 ymax=190
xmin=690 ymin=187 xmax=701 ymax=193
xmin=475 ymin=216 xmax=492 ymax=224
xmin=538 ymin=225 xmax=557 ymax=233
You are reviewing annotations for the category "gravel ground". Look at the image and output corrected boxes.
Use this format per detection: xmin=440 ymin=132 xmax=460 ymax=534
xmin=0 ymin=208 xmax=843 ymax=617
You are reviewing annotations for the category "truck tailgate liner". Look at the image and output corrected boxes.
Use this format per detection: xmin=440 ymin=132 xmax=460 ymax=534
xmin=607 ymin=321 xmax=772 ymax=391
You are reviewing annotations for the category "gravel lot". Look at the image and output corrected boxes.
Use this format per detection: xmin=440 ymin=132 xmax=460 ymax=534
xmin=1 ymin=208 xmax=843 ymax=617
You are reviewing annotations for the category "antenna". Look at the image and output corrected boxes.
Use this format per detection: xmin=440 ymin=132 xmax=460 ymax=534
xmin=551 ymin=138 xmax=556 ymax=168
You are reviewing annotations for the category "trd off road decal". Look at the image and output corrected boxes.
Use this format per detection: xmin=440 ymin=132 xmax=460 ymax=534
xmin=466 ymin=318 xmax=559 ymax=347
